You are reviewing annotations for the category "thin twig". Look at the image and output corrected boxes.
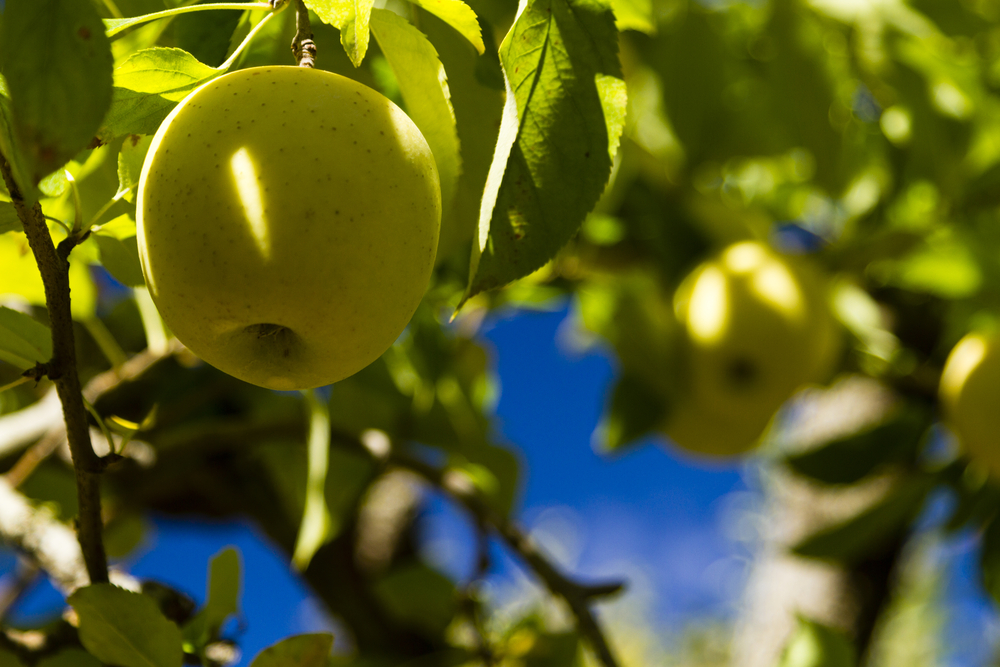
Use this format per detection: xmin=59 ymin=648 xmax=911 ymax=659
xmin=381 ymin=447 xmax=625 ymax=667
xmin=1 ymin=157 xmax=109 ymax=585
xmin=292 ymin=0 xmax=316 ymax=68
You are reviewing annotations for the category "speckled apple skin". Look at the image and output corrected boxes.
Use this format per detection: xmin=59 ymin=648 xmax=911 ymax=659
xmin=137 ymin=67 xmax=441 ymax=390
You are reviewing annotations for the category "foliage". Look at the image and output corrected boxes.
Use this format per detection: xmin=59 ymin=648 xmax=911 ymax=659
xmin=4 ymin=0 xmax=1000 ymax=665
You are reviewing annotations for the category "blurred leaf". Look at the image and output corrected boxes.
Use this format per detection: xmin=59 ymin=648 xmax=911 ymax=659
xmin=778 ymin=616 xmax=856 ymax=667
xmin=69 ymin=583 xmax=184 ymax=667
xmin=0 ymin=649 xmax=25 ymax=667
xmin=36 ymin=650 xmax=100 ymax=667
xmin=0 ymin=0 xmax=113 ymax=186
xmin=370 ymin=9 xmax=461 ymax=209
xmin=784 ymin=405 xmax=930 ymax=485
xmin=611 ymin=0 xmax=654 ymax=34
xmin=792 ymin=478 xmax=931 ymax=565
xmin=93 ymin=232 xmax=145 ymax=288
xmin=248 ymin=633 xmax=333 ymax=667
xmin=372 ymin=563 xmax=457 ymax=636
xmin=0 ymin=202 xmax=22 ymax=233
xmin=184 ymin=547 xmax=242 ymax=646
xmin=464 ymin=0 xmax=625 ymax=301
xmin=204 ymin=547 xmax=241 ymax=633
xmin=102 ymin=512 xmax=148 ymax=560
xmin=0 ymin=305 xmax=51 ymax=369
xmin=0 ymin=228 xmax=97 ymax=319
xmin=596 ymin=372 xmax=666 ymax=452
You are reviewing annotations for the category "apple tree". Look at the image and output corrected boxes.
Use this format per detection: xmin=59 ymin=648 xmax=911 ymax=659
xmin=0 ymin=0 xmax=999 ymax=665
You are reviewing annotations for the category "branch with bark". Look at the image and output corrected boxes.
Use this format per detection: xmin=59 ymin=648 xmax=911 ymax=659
xmin=0 ymin=157 xmax=108 ymax=585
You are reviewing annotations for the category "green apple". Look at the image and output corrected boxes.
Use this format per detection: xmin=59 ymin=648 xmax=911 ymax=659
xmin=137 ymin=67 xmax=441 ymax=390
xmin=939 ymin=331 xmax=1000 ymax=476
xmin=663 ymin=240 xmax=840 ymax=456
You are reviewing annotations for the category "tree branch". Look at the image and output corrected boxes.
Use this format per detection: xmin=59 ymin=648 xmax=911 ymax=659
xmin=1 ymin=157 xmax=109 ymax=585
xmin=373 ymin=445 xmax=625 ymax=667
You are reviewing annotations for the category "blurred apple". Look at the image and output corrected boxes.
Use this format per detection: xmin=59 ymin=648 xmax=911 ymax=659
xmin=939 ymin=331 xmax=1000 ymax=476
xmin=137 ymin=67 xmax=441 ymax=390
xmin=663 ymin=240 xmax=840 ymax=456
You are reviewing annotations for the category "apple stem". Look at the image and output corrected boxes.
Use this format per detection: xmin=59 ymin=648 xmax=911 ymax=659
xmin=292 ymin=0 xmax=316 ymax=68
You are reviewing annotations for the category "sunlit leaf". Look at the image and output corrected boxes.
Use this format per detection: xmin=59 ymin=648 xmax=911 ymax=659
xmin=98 ymin=47 xmax=219 ymax=142
xmin=465 ymin=0 xmax=626 ymax=301
xmin=370 ymin=9 xmax=461 ymax=210
xmin=0 ymin=306 xmax=50 ymax=369
xmin=304 ymin=0 xmax=374 ymax=67
xmin=0 ymin=202 xmax=22 ymax=234
xmin=405 ymin=0 xmax=484 ymax=54
xmin=778 ymin=616 xmax=856 ymax=667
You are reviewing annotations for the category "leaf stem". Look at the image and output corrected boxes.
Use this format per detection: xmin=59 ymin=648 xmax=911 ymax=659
xmin=104 ymin=2 xmax=275 ymax=39
xmin=0 ymin=157 xmax=109 ymax=585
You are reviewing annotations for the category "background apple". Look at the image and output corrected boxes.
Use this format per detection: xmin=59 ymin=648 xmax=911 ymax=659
xmin=137 ymin=66 xmax=441 ymax=390
xmin=940 ymin=331 xmax=1000 ymax=477
xmin=664 ymin=240 xmax=840 ymax=456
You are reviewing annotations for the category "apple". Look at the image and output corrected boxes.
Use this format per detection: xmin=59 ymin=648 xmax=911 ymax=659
xmin=663 ymin=240 xmax=840 ymax=456
xmin=137 ymin=67 xmax=441 ymax=390
xmin=939 ymin=331 xmax=1000 ymax=476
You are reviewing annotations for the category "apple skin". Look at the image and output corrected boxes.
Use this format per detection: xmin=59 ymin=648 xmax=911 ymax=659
xmin=939 ymin=331 xmax=1000 ymax=476
xmin=137 ymin=67 xmax=441 ymax=390
xmin=663 ymin=241 xmax=840 ymax=456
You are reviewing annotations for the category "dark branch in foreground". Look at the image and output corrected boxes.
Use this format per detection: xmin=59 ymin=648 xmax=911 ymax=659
xmin=0 ymin=157 xmax=109 ymax=585
xmin=361 ymin=439 xmax=625 ymax=667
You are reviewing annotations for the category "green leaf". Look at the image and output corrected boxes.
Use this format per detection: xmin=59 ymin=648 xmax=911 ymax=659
xmin=464 ymin=0 xmax=626 ymax=301
xmin=405 ymin=0 xmax=484 ymax=54
xmin=610 ymin=0 xmax=655 ymax=34
xmin=419 ymin=9 xmax=505 ymax=259
xmin=184 ymin=547 xmax=242 ymax=647
xmin=117 ymin=135 xmax=155 ymax=201
xmin=792 ymin=479 xmax=930 ymax=565
xmin=0 ymin=0 xmax=113 ymax=185
xmin=0 ymin=76 xmax=34 ymax=200
xmin=204 ymin=547 xmax=241 ymax=632
xmin=93 ymin=233 xmax=145 ymax=288
xmin=370 ymin=9 xmax=461 ymax=210
xmin=778 ymin=616 xmax=856 ymax=667
xmin=305 ymin=0 xmax=374 ymax=67
xmin=595 ymin=372 xmax=666 ymax=453
xmin=784 ymin=406 xmax=930 ymax=486
xmin=68 ymin=583 xmax=184 ymax=667
xmin=98 ymin=47 xmax=219 ymax=142
xmin=36 ymin=649 xmax=101 ymax=667
xmin=372 ymin=563 xmax=458 ymax=636
xmin=0 ymin=306 xmax=52 ymax=370
xmin=0 ymin=648 xmax=26 ymax=667
xmin=0 ymin=202 xmax=22 ymax=234
xmin=249 ymin=633 xmax=334 ymax=667
xmin=0 ymin=232 xmax=97 ymax=319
